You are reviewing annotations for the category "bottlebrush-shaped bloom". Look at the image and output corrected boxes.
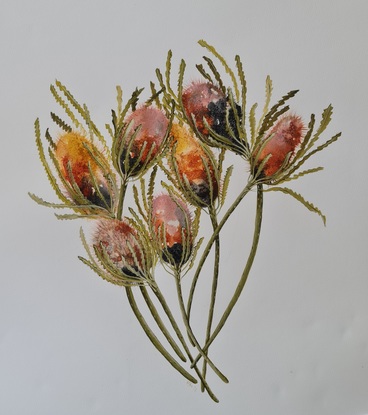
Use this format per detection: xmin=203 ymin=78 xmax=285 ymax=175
xmin=93 ymin=218 xmax=146 ymax=279
xmin=119 ymin=106 xmax=169 ymax=176
xmin=254 ymin=114 xmax=305 ymax=177
xmin=55 ymin=132 xmax=113 ymax=209
xmin=170 ymin=123 xmax=218 ymax=207
xmin=182 ymin=81 xmax=240 ymax=142
xmin=151 ymin=194 xmax=193 ymax=266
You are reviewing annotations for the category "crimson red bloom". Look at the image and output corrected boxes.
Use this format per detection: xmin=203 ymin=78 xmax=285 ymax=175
xmin=182 ymin=81 xmax=240 ymax=141
xmin=93 ymin=218 xmax=143 ymax=276
xmin=152 ymin=194 xmax=192 ymax=265
xmin=120 ymin=106 xmax=168 ymax=176
xmin=255 ymin=114 xmax=305 ymax=177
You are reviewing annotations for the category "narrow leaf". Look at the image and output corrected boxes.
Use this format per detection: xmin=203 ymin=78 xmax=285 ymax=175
xmin=265 ymin=186 xmax=326 ymax=225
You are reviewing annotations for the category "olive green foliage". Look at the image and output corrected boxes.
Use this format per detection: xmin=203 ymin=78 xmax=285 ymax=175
xmin=30 ymin=40 xmax=341 ymax=402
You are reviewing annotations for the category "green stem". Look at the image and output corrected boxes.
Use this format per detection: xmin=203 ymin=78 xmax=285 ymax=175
xmin=152 ymin=285 xmax=220 ymax=403
xmin=201 ymin=207 xmax=220 ymax=391
xmin=191 ymin=184 xmax=263 ymax=367
xmin=125 ymin=287 xmax=197 ymax=384
xmin=116 ymin=177 xmax=128 ymax=220
xmin=175 ymin=271 xmax=229 ymax=385
xmin=187 ymin=179 xmax=256 ymax=321
xmin=139 ymin=286 xmax=187 ymax=362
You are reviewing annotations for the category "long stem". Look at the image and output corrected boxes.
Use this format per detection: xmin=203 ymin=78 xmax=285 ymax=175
xmin=152 ymin=284 xmax=220 ymax=403
xmin=201 ymin=207 xmax=220 ymax=391
xmin=125 ymin=287 xmax=197 ymax=384
xmin=191 ymin=183 xmax=263 ymax=367
xmin=116 ymin=177 xmax=128 ymax=220
xmin=187 ymin=179 xmax=256 ymax=321
xmin=139 ymin=286 xmax=187 ymax=362
xmin=175 ymin=271 xmax=229 ymax=384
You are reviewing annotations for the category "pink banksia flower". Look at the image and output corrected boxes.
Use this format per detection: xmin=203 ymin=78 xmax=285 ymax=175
xmin=170 ymin=123 xmax=218 ymax=207
xmin=255 ymin=114 xmax=305 ymax=177
xmin=119 ymin=106 xmax=169 ymax=176
xmin=55 ymin=132 xmax=113 ymax=209
xmin=182 ymin=81 xmax=241 ymax=142
xmin=93 ymin=218 xmax=146 ymax=278
xmin=151 ymin=194 xmax=193 ymax=266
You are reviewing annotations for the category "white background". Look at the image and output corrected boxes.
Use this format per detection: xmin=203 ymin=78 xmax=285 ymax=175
xmin=1 ymin=0 xmax=368 ymax=414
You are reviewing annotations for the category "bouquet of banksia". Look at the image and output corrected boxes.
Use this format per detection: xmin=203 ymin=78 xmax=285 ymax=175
xmin=30 ymin=40 xmax=341 ymax=402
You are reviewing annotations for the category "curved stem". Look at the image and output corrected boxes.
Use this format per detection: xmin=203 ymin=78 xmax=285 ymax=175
xmin=175 ymin=271 xmax=229 ymax=384
xmin=187 ymin=179 xmax=256 ymax=321
xmin=125 ymin=287 xmax=197 ymax=384
xmin=152 ymin=284 xmax=220 ymax=403
xmin=201 ymin=207 xmax=220 ymax=391
xmin=191 ymin=183 xmax=263 ymax=367
xmin=139 ymin=286 xmax=187 ymax=362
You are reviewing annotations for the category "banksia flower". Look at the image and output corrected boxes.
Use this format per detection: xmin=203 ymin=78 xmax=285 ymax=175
xmin=151 ymin=194 xmax=193 ymax=266
xmin=182 ymin=81 xmax=241 ymax=144
xmin=119 ymin=106 xmax=169 ymax=177
xmin=92 ymin=218 xmax=149 ymax=282
xmin=55 ymin=132 xmax=113 ymax=209
xmin=170 ymin=123 xmax=218 ymax=207
xmin=254 ymin=114 xmax=305 ymax=178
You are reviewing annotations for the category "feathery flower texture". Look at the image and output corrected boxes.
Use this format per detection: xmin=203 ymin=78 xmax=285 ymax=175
xmin=30 ymin=41 xmax=341 ymax=402
xmin=55 ymin=132 xmax=112 ymax=208
xmin=255 ymin=114 xmax=305 ymax=177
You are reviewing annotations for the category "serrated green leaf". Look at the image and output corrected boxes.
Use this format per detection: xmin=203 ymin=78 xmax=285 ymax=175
xmin=289 ymin=132 xmax=341 ymax=175
xmin=202 ymin=56 xmax=226 ymax=94
xmin=198 ymin=39 xmax=239 ymax=101
xmin=34 ymin=119 xmax=69 ymax=204
xmin=220 ymin=165 xmax=233 ymax=207
xmin=50 ymin=84 xmax=82 ymax=130
xmin=249 ymin=102 xmax=258 ymax=146
xmin=116 ymin=85 xmax=123 ymax=115
xmin=235 ymin=55 xmax=247 ymax=132
xmin=265 ymin=186 xmax=326 ymax=225
xmin=256 ymin=75 xmax=273 ymax=133
xmin=195 ymin=63 xmax=213 ymax=83
xmin=165 ymin=49 xmax=177 ymax=101
xmin=281 ymin=167 xmax=324 ymax=183
xmin=50 ymin=112 xmax=72 ymax=132
xmin=305 ymin=104 xmax=333 ymax=152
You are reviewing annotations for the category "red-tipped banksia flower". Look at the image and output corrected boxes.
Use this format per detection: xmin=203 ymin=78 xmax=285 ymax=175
xmin=119 ymin=106 xmax=169 ymax=176
xmin=170 ymin=123 xmax=218 ymax=207
xmin=151 ymin=194 xmax=193 ymax=266
xmin=182 ymin=81 xmax=241 ymax=143
xmin=55 ymin=132 xmax=113 ymax=209
xmin=255 ymin=114 xmax=305 ymax=177
xmin=93 ymin=218 xmax=147 ymax=281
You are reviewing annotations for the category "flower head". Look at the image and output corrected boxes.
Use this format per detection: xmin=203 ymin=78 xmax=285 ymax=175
xmin=93 ymin=218 xmax=148 ymax=281
xmin=151 ymin=194 xmax=193 ymax=266
xmin=170 ymin=123 xmax=218 ymax=207
xmin=55 ymin=132 xmax=113 ymax=209
xmin=119 ymin=106 xmax=169 ymax=177
xmin=253 ymin=114 xmax=305 ymax=178
xmin=182 ymin=81 xmax=241 ymax=145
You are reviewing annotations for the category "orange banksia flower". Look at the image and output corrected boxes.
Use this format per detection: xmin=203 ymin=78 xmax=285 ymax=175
xmin=170 ymin=123 xmax=218 ymax=207
xmin=30 ymin=43 xmax=342 ymax=400
xmin=254 ymin=114 xmax=305 ymax=177
xmin=182 ymin=81 xmax=241 ymax=143
xmin=119 ymin=106 xmax=169 ymax=176
xmin=93 ymin=218 xmax=145 ymax=279
xmin=151 ymin=194 xmax=193 ymax=266
xmin=55 ymin=132 xmax=113 ymax=209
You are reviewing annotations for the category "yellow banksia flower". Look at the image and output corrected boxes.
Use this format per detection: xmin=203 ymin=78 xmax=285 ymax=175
xmin=55 ymin=132 xmax=113 ymax=209
xmin=170 ymin=123 xmax=218 ymax=207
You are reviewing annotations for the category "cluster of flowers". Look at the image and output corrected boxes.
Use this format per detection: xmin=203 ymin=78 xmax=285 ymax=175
xmin=31 ymin=41 xmax=341 ymax=402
